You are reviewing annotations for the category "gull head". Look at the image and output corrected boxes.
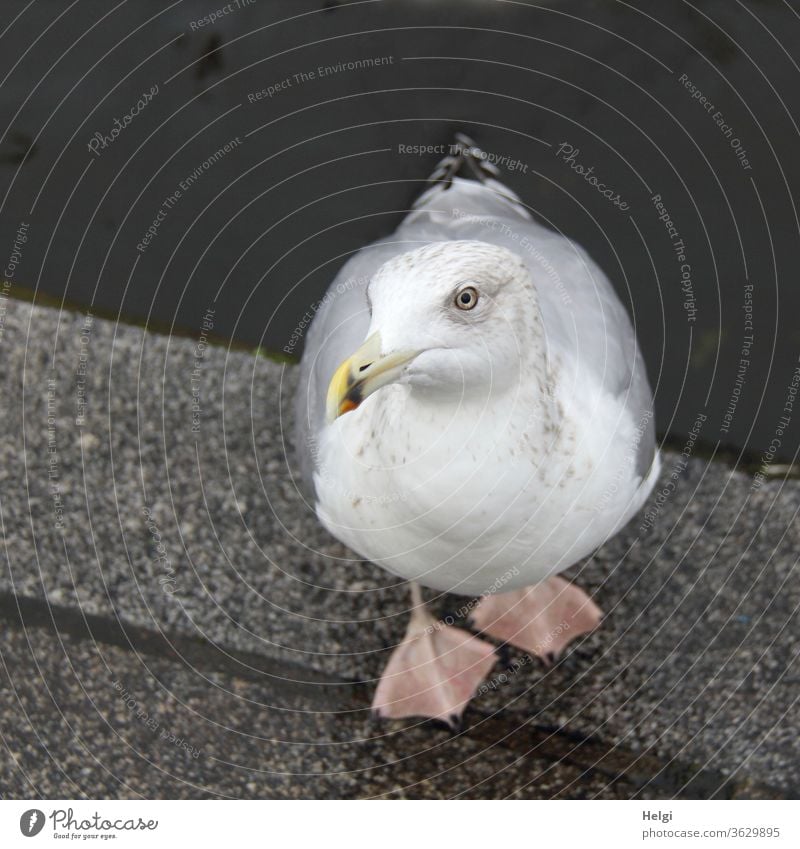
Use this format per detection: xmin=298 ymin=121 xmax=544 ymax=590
xmin=326 ymin=240 xmax=541 ymax=423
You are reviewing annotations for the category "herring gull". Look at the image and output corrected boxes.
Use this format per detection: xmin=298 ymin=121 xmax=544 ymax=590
xmin=295 ymin=134 xmax=659 ymax=727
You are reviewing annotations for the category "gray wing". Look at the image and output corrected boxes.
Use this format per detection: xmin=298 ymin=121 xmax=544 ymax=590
xmin=295 ymin=172 xmax=656 ymax=493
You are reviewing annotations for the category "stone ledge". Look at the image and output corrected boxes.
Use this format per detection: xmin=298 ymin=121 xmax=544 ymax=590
xmin=0 ymin=298 xmax=797 ymax=796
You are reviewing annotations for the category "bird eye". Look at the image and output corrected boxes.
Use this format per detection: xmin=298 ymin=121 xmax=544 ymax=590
xmin=455 ymin=286 xmax=479 ymax=311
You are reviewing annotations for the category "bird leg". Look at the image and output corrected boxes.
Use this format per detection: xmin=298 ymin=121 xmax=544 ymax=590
xmin=469 ymin=576 xmax=602 ymax=664
xmin=372 ymin=582 xmax=497 ymax=729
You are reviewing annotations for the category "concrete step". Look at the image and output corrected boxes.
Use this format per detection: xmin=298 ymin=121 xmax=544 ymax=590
xmin=0 ymin=298 xmax=797 ymax=797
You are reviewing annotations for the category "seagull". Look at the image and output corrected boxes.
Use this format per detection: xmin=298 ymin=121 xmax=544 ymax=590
xmin=294 ymin=134 xmax=659 ymax=728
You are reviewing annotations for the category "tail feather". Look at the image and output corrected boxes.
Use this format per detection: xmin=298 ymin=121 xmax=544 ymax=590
xmin=411 ymin=133 xmax=531 ymax=222
xmin=426 ymin=133 xmax=501 ymax=187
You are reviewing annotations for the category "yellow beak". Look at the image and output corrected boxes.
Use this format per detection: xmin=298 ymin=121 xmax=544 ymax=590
xmin=326 ymin=332 xmax=419 ymax=423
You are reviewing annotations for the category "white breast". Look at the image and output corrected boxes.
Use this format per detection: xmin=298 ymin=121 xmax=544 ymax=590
xmin=313 ymin=380 xmax=657 ymax=597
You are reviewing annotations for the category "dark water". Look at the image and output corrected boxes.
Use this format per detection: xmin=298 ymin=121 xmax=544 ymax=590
xmin=1 ymin=0 xmax=798 ymax=463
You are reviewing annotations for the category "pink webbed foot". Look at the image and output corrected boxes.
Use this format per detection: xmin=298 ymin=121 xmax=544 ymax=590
xmin=372 ymin=587 xmax=497 ymax=729
xmin=469 ymin=575 xmax=602 ymax=664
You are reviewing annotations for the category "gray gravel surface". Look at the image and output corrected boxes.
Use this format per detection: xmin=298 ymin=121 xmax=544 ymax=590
xmin=1 ymin=625 xmax=667 ymax=799
xmin=0 ymin=298 xmax=797 ymax=798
